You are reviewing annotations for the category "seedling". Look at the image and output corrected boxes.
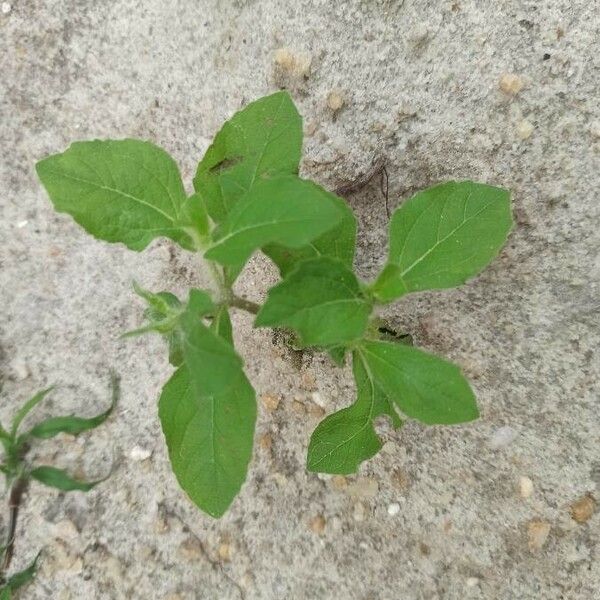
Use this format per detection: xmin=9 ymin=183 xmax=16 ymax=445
xmin=36 ymin=92 xmax=512 ymax=518
xmin=0 ymin=375 xmax=117 ymax=596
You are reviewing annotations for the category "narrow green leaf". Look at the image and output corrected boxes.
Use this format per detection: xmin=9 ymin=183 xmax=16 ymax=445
xmin=307 ymin=352 xmax=402 ymax=474
xmin=205 ymin=176 xmax=342 ymax=270
xmin=5 ymin=552 xmax=41 ymax=591
xmin=11 ymin=388 xmax=54 ymax=438
xmin=159 ymin=309 xmax=256 ymax=518
xmin=36 ymin=139 xmax=192 ymax=251
xmin=372 ymin=181 xmax=512 ymax=301
xmin=27 ymin=373 xmax=118 ymax=439
xmin=30 ymin=466 xmax=104 ymax=492
xmin=358 ymin=340 xmax=478 ymax=425
xmin=256 ymin=257 xmax=372 ymax=347
xmin=193 ymin=91 xmax=302 ymax=224
xmin=264 ymin=193 xmax=357 ymax=276
xmin=211 ymin=305 xmax=233 ymax=344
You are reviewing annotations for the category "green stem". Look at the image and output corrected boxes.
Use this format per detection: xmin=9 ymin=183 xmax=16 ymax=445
xmin=0 ymin=477 xmax=27 ymax=583
xmin=230 ymin=295 xmax=260 ymax=315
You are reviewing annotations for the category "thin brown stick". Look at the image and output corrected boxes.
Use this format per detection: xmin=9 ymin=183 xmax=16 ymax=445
xmin=0 ymin=477 xmax=27 ymax=580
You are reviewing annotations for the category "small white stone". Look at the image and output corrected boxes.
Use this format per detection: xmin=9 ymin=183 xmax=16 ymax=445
xmin=516 ymin=119 xmax=534 ymax=140
xmin=589 ymin=121 xmax=600 ymax=139
xmin=52 ymin=519 xmax=79 ymax=541
xmin=466 ymin=577 xmax=480 ymax=588
xmin=489 ymin=426 xmax=517 ymax=450
xmin=311 ymin=392 xmax=326 ymax=408
xmin=519 ymin=476 xmax=534 ymax=499
xmin=17 ymin=220 xmax=28 ymax=228
xmin=1 ymin=3 xmax=11 ymax=15
xmin=353 ymin=502 xmax=366 ymax=522
xmin=10 ymin=358 xmax=29 ymax=380
xmin=387 ymin=502 xmax=401 ymax=516
xmin=347 ymin=476 xmax=379 ymax=499
xmin=129 ymin=445 xmax=152 ymax=461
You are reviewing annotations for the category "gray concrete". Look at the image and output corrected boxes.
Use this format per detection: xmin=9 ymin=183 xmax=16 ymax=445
xmin=1 ymin=1 xmax=599 ymax=598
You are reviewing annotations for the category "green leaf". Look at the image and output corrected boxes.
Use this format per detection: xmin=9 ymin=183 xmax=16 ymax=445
xmin=0 ymin=587 xmax=10 ymax=599
xmin=4 ymin=552 xmax=41 ymax=591
xmin=179 ymin=192 xmax=211 ymax=242
xmin=36 ymin=139 xmax=192 ymax=251
xmin=326 ymin=346 xmax=346 ymax=367
xmin=158 ymin=308 xmax=256 ymax=518
xmin=26 ymin=373 xmax=119 ymax=439
xmin=205 ymin=176 xmax=342 ymax=270
xmin=211 ymin=305 xmax=233 ymax=344
xmin=307 ymin=352 xmax=401 ymax=474
xmin=358 ymin=340 xmax=478 ymax=425
xmin=11 ymin=388 xmax=54 ymax=438
xmin=372 ymin=181 xmax=512 ymax=301
xmin=30 ymin=466 xmax=105 ymax=492
xmin=193 ymin=91 xmax=302 ymax=224
xmin=127 ymin=287 xmax=215 ymax=365
xmin=264 ymin=193 xmax=357 ymax=276
xmin=256 ymin=257 xmax=372 ymax=347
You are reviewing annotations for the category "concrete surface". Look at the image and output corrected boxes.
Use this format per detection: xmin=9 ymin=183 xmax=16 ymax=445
xmin=1 ymin=1 xmax=599 ymax=598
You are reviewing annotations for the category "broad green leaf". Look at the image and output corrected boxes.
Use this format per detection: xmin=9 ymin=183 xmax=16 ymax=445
xmin=211 ymin=305 xmax=233 ymax=344
xmin=30 ymin=466 xmax=104 ymax=492
xmin=193 ymin=91 xmax=302 ymax=223
xmin=205 ymin=176 xmax=342 ymax=270
xmin=11 ymin=388 xmax=54 ymax=438
xmin=263 ymin=193 xmax=357 ymax=276
xmin=256 ymin=257 xmax=371 ymax=347
xmin=358 ymin=340 xmax=478 ymax=425
xmin=27 ymin=373 xmax=119 ymax=439
xmin=372 ymin=181 xmax=512 ymax=301
xmin=307 ymin=352 xmax=401 ymax=474
xmin=36 ymin=139 xmax=192 ymax=251
xmin=158 ymin=309 xmax=256 ymax=518
xmin=5 ymin=552 xmax=41 ymax=592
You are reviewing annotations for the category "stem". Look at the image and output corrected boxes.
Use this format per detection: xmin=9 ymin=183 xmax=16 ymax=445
xmin=0 ymin=477 xmax=27 ymax=582
xmin=230 ymin=295 xmax=260 ymax=315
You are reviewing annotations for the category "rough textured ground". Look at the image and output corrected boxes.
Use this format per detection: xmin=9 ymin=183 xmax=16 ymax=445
xmin=1 ymin=1 xmax=599 ymax=598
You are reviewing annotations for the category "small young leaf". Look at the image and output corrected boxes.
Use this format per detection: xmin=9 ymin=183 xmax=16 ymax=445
xmin=127 ymin=287 xmax=215 ymax=364
xmin=30 ymin=466 xmax=104 ymax=492
xmin=179 ymin=192 xmax=211 ymax=242
xmin=211 ymin=305 xmax=234 ymax=344
xmin=133 ymin=282 xmax=182 ymax=315
xmin=264 ymin=193 xmax=357 ymax=276
xmin=193 ymin=91 xmax=302 ymax=223
xmin=27 ymin=373 xmax=119 ymax=439
xmin=372 ymin=181 xmax=512 ymax=301
xmin=326 ymin=346 xmax=346 ymax=367
xmin=205 ymin=176 xmax=342 ymax=270
xmin=256 ymin=257 xmax=372 ymax=346
xmin=307 ymin=352 xmax=401 ymax=474
xmin=36 ymin=139 xmax=192 ymax=251
xmin=4 ymin=552 xmax=41 ymax=591
xmin=10 ymin=388 xmax=54 ymax=438
xmin=158 ymin=309 xmax=256 ymax=518
xmin=358 ymin=341 xmax=478 ymax=425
